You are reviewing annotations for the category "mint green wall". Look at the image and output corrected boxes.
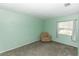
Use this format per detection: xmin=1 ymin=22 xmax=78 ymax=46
xmin=0 ymin=9 xmax=43 ymax=53
xmin=44 ymin=15 xmax=79 ymax=47
xmin=76 ymin=17 xmax=79 ymax=55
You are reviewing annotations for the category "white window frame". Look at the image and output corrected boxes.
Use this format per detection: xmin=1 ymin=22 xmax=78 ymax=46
xmin=56 ymin=20 xmax=76 ymax=41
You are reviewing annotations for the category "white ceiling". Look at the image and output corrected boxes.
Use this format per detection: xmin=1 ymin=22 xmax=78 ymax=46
xmin=0 ymin=3 xmax=79 ymax=17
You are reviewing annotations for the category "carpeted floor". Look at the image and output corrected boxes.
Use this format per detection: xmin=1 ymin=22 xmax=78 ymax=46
xmin=0 ymin=41 xmax=77 ymax=56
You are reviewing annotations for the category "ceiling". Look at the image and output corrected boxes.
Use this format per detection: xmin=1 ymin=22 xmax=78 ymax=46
xmin=0 ymin=3 xmax=79 ymax=17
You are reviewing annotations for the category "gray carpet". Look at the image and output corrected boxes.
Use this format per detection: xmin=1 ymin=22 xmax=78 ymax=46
xmin=0 ymin=41 xmax=77 ymax=56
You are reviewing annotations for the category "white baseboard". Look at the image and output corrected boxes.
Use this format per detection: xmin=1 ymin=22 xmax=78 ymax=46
xmin=0 ymin=39 xmax=39 ymax=54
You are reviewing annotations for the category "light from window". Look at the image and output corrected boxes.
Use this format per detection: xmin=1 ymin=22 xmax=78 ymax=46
xmin=58 ymin=21 xmax=74 ymax=36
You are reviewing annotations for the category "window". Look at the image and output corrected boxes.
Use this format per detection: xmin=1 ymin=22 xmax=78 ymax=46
xmin=58 ymin=20 xmax=74 ymax=36
xmin=56 ymin=20 xmax=77 ymax=42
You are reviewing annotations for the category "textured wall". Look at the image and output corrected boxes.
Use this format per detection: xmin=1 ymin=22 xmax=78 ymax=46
xmin=0 ymin=9 xmax=43 ymax=53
